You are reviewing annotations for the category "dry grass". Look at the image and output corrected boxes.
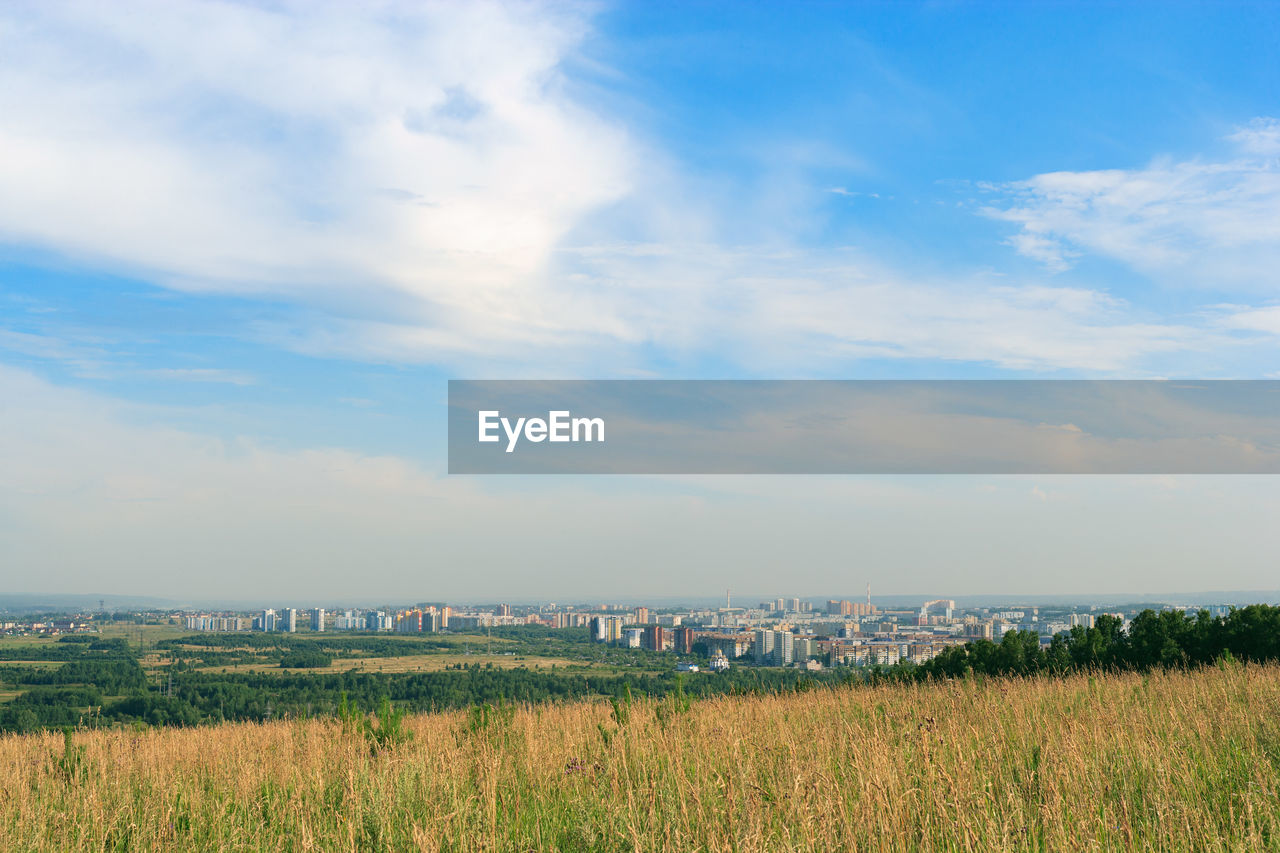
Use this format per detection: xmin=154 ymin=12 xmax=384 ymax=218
xmin=4 ymin=664 xmax=1280 ymax=851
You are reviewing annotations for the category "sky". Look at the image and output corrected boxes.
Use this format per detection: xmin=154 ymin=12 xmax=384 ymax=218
xmin=1 ymin=0 xmax=1279 ymax=604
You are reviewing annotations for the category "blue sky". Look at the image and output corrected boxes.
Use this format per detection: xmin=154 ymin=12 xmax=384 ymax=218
xmin=1 ymin=1 xmax=1278 ymax=601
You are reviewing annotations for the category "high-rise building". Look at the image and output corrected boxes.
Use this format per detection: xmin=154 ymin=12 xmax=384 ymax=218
xmin=332 ymin=610 xmax=362 ymax=630
xmin=184 ymin=615 xmax=251 ymax=632
xmin=772 ymin=631 xmax=794 ymax=666
xmin=311 ymin=608 xmax=325 ymax=632
xmin=775 ymin=598 xmax=786 ymax=613
xmin=1068 ymin=613 xmax=1096 ymax=629
xmin=589 ymin=615 xmax=625 ymax=644
xmin=754 ymin=630 xmax=775 ymax=664
xmin=632 ymin=607 xmax=650 ymax=626
xmin=642 ymin=625 xmax=666 ymax=652
xmin=789 ymin=598 xmax=801 ymax=614
xmin=396 ymin=610 xmax=423 ymax=632
xmin=964 ymin=622 xmax=994 ymax=640
xmin=261 ymin=609 xmax=276 ymax=632
xmin=674 ymin=626 xmax=695 ymax=654
xmin=283 ymin=608 xmax=297 ymax=633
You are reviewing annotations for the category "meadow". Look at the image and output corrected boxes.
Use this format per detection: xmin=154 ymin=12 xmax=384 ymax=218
xmin=3 ymin=662 xmax=1280 ymax=851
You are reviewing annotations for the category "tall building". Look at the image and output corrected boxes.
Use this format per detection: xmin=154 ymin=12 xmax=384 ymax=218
xmin=674 ymin=626 xmax=695 ymax=654
xmin=632 ymin=607 xmax=650 ymax=626
xmin=789 ymin=598 xmax=801 ymax=614
xmin=775 ymin=597 xmax=786 ymax=613
xmin=283 ymin=608 xmax=297 ymax=633
xmin=589 ymin=615 xmax=625 ymax=644
xmin=260 ymin=609 xmax=276 ymax=632
xmin=1068 ymin=613 xmax=1096 ymax=629
xmin=184 ymin=614 xmax=250 ymax=632
xmin=642 ymin=625 xmax=666 ymax=652
xmin=964 ymin=622 xmax=994 ymax=640
xmin=754 ymin=630 xmax=775 ymax=664
xmin=396 ymin=610 xmax=423 ymax=632
xmin=772 ymin=631 xmax=794 ymax=666
xmin=311 ymin=608 xmax=325 ymax=632
xmin=333 ymin=610 xmax=362 ymax=630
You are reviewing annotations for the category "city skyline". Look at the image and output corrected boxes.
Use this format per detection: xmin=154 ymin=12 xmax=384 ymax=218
xmin=0 ymin=592 xmax=1252 ymax=675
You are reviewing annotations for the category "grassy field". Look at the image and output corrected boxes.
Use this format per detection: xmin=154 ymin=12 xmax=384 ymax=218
xmin=187 ymin=653 xmax=624 ymax=675
xmin=4 ymin=664 xmax=1280 ymax=851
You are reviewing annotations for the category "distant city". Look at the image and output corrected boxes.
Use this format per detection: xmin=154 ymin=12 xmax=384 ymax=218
xmin=2 ymin=589 xmax=1246 ymax=673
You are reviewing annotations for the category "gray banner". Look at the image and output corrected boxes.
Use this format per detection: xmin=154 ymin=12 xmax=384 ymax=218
xmin=447 ymin=380 xmax=1280 ymax=474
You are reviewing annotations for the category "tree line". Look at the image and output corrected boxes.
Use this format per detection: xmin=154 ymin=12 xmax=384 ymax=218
xmin=893 ymin=605 xmax=1280 ymax=681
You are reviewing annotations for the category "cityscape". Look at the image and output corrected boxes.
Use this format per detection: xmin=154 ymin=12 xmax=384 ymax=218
xmin=3 ymin=0 xmax=1277 ymax=847
xmin=3 ymin=591 xmax=1243 ymax=672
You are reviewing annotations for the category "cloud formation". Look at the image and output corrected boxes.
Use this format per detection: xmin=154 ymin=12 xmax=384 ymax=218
xmin=0 ymin=0 xmax=632 ymax=317
xmin=989 ymin=118 xmax=1280 ymax=289
xmin=1 ymin=3 xmax=1274 ymax=379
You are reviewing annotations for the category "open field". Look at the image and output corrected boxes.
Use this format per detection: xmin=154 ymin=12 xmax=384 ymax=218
xmin=187 ymin=653 xmax=626 ymax=675
xmin=4 ymin=664 xmax=1280 ymax=851
xmin=0 ymin=635 xmax=62 ymax=648
xmin=96 ymin=623 xmax=191 ymax=646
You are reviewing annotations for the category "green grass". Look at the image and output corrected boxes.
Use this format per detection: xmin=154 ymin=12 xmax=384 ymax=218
xmin=4 ymin=663 xmax=1280 ymax=850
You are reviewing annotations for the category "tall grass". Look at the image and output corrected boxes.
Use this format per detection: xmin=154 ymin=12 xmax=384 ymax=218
xmin=4 ymin=664 xmax=1280 ymax=851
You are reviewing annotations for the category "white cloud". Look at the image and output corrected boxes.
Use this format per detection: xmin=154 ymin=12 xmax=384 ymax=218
xmin=988 ymin=119 xmax=1280 ymax=289
xmin=250 ymin=247 xmax=1214 ymax=373
xmin=1228 ymin=117 xmax=1280 ymax=156
xmin=536 ymin=245 xmax=1215 ymax=374
xmin=0 ymin=0 xmax=633 ymax=317
xmin=1217 ymin=304 xmax=1280 ymax=335
xmin=0 ymin=2 xmax=1265 ymax=376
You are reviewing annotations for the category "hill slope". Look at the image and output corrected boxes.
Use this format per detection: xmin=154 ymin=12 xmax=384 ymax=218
xmin=4 ymin=664 xmax=1280 ymax=851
